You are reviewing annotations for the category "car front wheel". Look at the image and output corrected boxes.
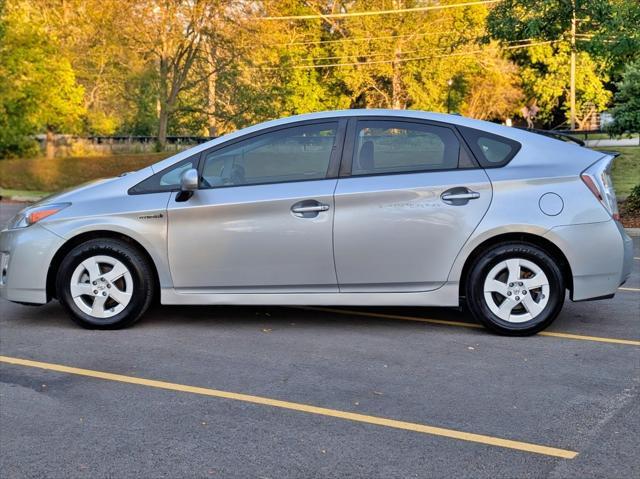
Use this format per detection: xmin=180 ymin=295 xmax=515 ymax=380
xmin=466 ymin=242 xmax=565 ymax=336
xmin=56 ymin=238 xmax=154 ymax=329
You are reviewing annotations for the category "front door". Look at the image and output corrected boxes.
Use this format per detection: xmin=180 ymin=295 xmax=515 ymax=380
xmin=333 ymin=118 xmax=492 ymax=292
xmin=167 ymin=121 xmax=344 ymax=292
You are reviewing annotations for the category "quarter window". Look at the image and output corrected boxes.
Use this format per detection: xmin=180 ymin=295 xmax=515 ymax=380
xmin=458 ymin=126 xmax=521 ymax=167
xmin=201 ymin=123 xmax=338 ymax=187
xmin=351 ymin=121 xmax=462 ymax=176
xmin=129 ymin=157 xmax=196 ymax=194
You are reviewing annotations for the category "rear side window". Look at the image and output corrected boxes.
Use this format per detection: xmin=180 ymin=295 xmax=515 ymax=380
xmin=351 ymin=120 xmax=463 ymax=176
xmin=458 ymin=126 xmax=521 ymax=167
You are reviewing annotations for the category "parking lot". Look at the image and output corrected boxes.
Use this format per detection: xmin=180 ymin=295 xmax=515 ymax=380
xmin=1 ymin=201 xmax=638 ymax=478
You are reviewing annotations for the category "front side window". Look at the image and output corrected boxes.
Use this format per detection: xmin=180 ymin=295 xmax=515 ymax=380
xmin=201 ymin=122 xmax=338 ymax=188
xmin=351 ymin=121 xmax=461 ymax=176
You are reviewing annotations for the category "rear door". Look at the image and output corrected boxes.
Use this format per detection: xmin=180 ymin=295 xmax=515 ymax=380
xmin=333 ymin=118 xmax=492 ymax=292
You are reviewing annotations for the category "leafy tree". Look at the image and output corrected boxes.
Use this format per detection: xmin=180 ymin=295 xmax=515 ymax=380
xmin=487 ymin=0 xmax=628 ymax=128
xmin=122 ymin=0 xmax=229 ymax=147
xmin=0 ymin=1 xmax=84 ymax=157
xmin=520 ymin=42 xmax=611 ymax=128
xmin=250 ymin=0 xmax=521 ymax=121
xmin=459 ymin=46 xmax=524 ymax=121
xmin=1 ymin=0 xmax=634 ymax=155
xmin=607 ymin=62 xmax=640 ymax=135
xmin=118 ymin=68 xmax=160 ymax=136
xmin=324 ymin=0 xmax=490 ymax=110
xmin=584 ymin=0 xmax=640 ymax=73
xmin=32 ymin=0 xmax=133 ymax=135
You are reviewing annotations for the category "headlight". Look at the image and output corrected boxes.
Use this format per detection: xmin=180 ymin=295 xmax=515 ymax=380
xmin=8 ymin=203 xmax=71 ymax=229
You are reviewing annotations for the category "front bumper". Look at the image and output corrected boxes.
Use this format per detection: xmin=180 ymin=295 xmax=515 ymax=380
xmin=0 ymin=224 xmax=65 ymax=304
xmin=544 ymin=220 xmax=633 ymax=301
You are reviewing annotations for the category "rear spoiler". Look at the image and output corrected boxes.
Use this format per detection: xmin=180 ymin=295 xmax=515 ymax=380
xmin=597 ymin=150 xmax=620 ymax=158
xmin=514 ymin=128 xmax=585 ymax=146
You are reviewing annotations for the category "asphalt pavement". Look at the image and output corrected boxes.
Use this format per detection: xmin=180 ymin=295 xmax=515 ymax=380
xmin=1 ymin=201 xmax=638 ymax=478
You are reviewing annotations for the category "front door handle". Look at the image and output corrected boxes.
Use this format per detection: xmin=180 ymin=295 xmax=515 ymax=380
xmin=292 ymin=205 xmax=329 ymax=213
xmin=291 ymin=200 xmax=330 ymax=218
xmin=441 ymin=187 xmax=480 ymax=205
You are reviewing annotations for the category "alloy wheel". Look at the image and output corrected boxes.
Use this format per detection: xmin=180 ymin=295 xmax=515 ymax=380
xmin=69 ymin=255 xmax=133 ymax=319
xmin=483 ymin=258 xmax=550 ymax=323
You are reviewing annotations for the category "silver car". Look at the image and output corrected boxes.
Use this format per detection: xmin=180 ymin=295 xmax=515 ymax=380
xmin=0 ymin=110 xmax=633 ymax=335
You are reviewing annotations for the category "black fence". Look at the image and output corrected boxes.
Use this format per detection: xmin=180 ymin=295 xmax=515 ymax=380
xmin=86 ymin=136 xmax=217 ymax=145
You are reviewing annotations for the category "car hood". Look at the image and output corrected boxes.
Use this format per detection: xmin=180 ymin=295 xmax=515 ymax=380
xmin=32 ymin=177 xmax=118 ymax=206
xmin=29 ymin=168 xmax=154 ymax=208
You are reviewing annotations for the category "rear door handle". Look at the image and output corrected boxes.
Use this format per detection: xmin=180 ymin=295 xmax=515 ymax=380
xmin=291 ymin=200 xmax=330 ymax=218
xmin=441 ymin=188 xmax=480 ymax=205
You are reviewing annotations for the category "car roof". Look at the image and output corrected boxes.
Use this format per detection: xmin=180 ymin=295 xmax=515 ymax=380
xmin=250 ymin=109 xmax=514 ymax=136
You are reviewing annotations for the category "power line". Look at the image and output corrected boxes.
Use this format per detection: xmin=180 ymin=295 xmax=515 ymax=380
xmin=287 ymin=38 xmax=539 ymax=64
xmin=277 ymin=30 xmax=536 ymax=48
xmin=259 ymin=0 xmax=503 ymax=21
xmin=279 ymin=30 xmax=460 ymax=47
xmin=254 ymin=40 xmax=555 ymax=70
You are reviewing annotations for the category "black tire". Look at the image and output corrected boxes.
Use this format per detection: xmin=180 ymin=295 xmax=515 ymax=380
xmin=465 ymin=242 xmax=565 ymax=336
xmin=56 ymin=238 xmax=154 ymax=329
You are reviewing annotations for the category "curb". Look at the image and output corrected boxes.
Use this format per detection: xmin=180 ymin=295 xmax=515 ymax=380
xmin=625 ymin=228 xmax=640 ymax=237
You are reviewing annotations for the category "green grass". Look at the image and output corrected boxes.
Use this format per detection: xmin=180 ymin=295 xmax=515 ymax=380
xmin=596 ymin=146 xmax=640 ymax=198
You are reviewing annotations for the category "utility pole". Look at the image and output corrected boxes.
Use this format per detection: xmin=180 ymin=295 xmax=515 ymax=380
xmin=570 ymin=0 xmax=577 ymax=130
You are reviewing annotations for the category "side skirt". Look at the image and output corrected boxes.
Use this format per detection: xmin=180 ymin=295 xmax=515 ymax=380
xmin=160 ymin=283 xmax=460 ymax=307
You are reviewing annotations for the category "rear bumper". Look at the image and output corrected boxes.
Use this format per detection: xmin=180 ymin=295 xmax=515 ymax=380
xmin=618 ymin=222 xmax=633 ymax=285
xmin=544 ymin=220 xmax=632 ymax=301
xmin=0 ymin=225 xmax=65 ymax=304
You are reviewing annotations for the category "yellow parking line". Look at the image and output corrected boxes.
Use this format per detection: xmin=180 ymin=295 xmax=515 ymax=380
xmin=298 ymin=307 xmax=640 ymax=347
xmin=619 ymin=287 xmax=640 ymax=292
xmin=537 ymin=331 xmax=640 ymax=346
xmin=299 ymin=306 xmax=484 ymax=329
xmin=0 ymin=355 xmax=577 ymax=459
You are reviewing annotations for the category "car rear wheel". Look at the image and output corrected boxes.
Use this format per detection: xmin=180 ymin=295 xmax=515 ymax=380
xmin=466 ymin=242 xmax=565 ymax=336
xmin=56 ymin=239 xmax=154 ymax=329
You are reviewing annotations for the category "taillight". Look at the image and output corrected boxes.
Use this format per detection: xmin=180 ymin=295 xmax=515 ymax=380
xmin=581 ymin=156 xmax=620 ymax=221
xmin=581 ymin=174 xmax=603 ymax=201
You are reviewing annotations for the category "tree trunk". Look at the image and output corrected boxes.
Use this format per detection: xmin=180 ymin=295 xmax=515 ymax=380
xmin=45 ymin=129 xmax=56 ymax=159
xmin=157 ymin=57 xmax=169 ymax=148
xmin=391 ymin=47 xmax=404 ymax=110
xmin=158 ymin=103 xmax=169 ymax=148
xmin=207 ymin=49 xmax=218 ymax=137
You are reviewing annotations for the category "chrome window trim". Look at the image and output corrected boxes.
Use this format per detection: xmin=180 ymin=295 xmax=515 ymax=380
xmin=338 ymin=116 xmax=479 ymax=179
xmin=196 ymin=118 xmax=347 ymax=191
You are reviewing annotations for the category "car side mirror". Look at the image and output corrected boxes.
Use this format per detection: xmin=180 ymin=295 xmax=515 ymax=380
xmin=176 ymin=168 xmax=198 ymax=202
xmin=180 ymin=168 xmax=199 ymax=191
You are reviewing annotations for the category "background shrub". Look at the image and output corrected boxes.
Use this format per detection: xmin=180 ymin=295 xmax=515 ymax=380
xmin=625 ymin=184 xmax=640 ymax=213
xmin=0 ymin=153 xmax=171 ymax=191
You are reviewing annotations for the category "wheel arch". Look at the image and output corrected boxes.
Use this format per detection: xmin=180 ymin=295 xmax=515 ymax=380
xmin=457 ymin=232 xmax=573 ymax=299
xmin=46 ymin=230 xmax=161 ymax=301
